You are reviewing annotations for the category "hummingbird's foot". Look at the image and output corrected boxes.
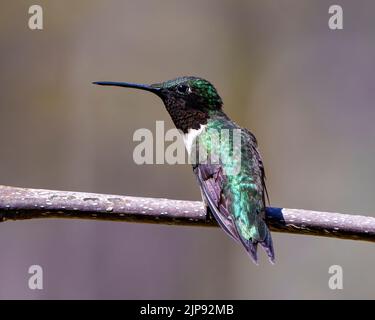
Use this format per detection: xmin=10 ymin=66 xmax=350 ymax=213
xmin=205 ymin=206 xmax=215 ymax=221
xmin=200 ymin=190 xmax=214 ymax=221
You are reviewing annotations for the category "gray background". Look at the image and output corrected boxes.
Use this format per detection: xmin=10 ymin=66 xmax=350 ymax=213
xmin=0 ymin=0 xmax=374 ymax=299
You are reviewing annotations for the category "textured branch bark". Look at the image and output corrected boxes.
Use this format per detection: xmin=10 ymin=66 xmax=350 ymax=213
xmin=0 ymin=185 xmax=374 ymax=242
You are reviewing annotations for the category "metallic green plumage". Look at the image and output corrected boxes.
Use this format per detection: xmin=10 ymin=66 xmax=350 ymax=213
xmin=193 ymin=110 xmax=274 ymax=263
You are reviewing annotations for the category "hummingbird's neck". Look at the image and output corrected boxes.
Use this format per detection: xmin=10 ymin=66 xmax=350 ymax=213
xmin=164 ymin=104 xmax=208 ymax=134
xmin=166 ymin=104 xmax=228 ymax=134
xmin=161 ymin=88 xmax=224 ymax=133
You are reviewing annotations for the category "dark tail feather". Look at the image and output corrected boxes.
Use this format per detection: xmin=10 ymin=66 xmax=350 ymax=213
xmin=241 ymin=230 xmax=275 ymax=265
xmin=259 ymin=230 xmax=275 ymax=264
xmin=245 ymin=241 xmax=259 ymax=265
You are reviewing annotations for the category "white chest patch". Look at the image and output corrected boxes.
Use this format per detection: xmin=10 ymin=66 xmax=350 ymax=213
xmin=182 ymin=125 xmax=206 ymax=155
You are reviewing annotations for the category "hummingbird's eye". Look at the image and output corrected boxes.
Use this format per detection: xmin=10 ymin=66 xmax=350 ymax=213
xmin=176 ymin=84 xmax=191 ymax=94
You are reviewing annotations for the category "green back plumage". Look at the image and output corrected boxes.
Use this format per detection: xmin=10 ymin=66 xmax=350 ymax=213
xmin=196 ymin=112 xmax=266 ymax=243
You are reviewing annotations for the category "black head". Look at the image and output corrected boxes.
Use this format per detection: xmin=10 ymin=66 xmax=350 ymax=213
xmin=93 ymin=76 xmax=223 ymax=133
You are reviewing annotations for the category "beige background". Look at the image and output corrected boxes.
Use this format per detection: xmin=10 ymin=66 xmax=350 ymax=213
xmin=0 ymin=0 xmax=374 ymax=298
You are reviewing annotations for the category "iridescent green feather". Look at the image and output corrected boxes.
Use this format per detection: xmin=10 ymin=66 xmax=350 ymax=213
xmin=196 ymin=113 xmax=267 ymax=243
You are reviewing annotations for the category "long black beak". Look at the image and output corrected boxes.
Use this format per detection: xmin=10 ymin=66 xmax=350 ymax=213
xmin=93 ymin=81 xmax=161 ymax=96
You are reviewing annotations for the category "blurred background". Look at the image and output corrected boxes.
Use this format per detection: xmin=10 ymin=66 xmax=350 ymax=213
xmin=0 ymin=0 xmax=374 ymax=299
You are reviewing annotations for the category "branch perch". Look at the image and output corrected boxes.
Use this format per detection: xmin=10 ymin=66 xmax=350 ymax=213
xmin=0 ymin=185 xmax=374 ymax=243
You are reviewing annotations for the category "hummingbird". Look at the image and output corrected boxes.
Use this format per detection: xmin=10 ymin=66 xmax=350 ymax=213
xmin=93 ymin=77 xmax=274 ymax=264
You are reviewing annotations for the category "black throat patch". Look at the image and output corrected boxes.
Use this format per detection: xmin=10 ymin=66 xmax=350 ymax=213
xmin=162 ymin=94 xmax=209 ymax=133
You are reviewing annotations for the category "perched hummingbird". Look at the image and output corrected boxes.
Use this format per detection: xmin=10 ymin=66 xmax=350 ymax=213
xmin=93 ymin=77 xmax=274 ymax=264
